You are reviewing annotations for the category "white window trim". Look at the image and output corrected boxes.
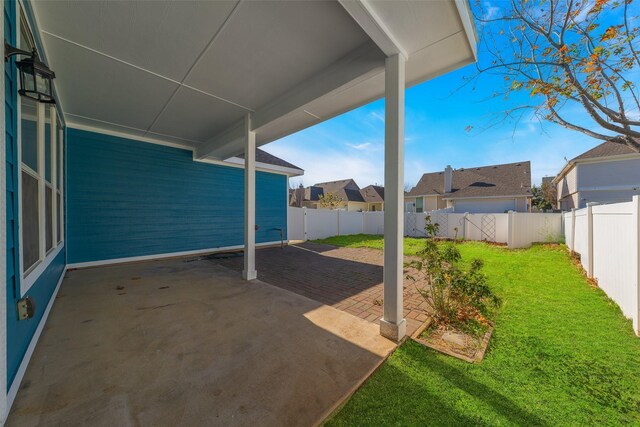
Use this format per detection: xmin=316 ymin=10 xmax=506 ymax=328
xmin=57 ymin=125 xmax=64 ymax=244
xmin=16 ymin=13 xmax=65 ymax=296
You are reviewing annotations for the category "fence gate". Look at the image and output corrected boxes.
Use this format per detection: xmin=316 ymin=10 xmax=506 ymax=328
xmin=434 ymin=213 xmax=449 ymax=238
xmin=405 ymin=212 xmax=417 ymax=236
xmin=480 ymin=214 xmax=496 ymax=242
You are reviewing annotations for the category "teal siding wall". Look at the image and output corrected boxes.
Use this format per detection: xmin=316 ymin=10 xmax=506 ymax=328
xmin=4 ymin=0 xmax=67 ymax=389
xmin=7 ymin=250 xmax=65 ymax=387
xmin=67 ymin=129 xmax=287 ymax=264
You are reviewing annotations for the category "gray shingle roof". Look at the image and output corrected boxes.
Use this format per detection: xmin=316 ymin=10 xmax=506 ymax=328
xmin=408 ymin=161 xmax=532 ymax=199
xmin=360 ymin=185 xmax=384 ymax=203
xmin=571 ymin=140 xmax=638 ymax=162
xmin=302 ymin=179 xmax=366 ymax=202
xmin=237 ymin=148 xmax=302 ymax=171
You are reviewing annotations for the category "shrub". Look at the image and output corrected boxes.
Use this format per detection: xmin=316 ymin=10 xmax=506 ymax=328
xmin=406 ymin=216 xmax=501 ymax=334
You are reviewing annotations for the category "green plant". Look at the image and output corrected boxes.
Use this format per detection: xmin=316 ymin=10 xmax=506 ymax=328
xmin=317 ymin=192 xmax=343 ymax=210
xmin=406 ymin=216 xmax=501 ymax=332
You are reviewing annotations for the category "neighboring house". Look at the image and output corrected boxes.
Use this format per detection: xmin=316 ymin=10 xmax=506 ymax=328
xmin=360 ymin=185 xmax=385 ymax=211
xmin=291 ymin=179 xmax=384 ymax=211
xmin=234 ymin=149 xmax=304 ymax=177
xmin=406 ymin=162 xmax=532 ymax=213
xmin=554 ymin=141 xmax=640 ymax=210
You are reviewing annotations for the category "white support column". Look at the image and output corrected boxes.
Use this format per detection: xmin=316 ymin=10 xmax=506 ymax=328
xmin=380 ymin=54 xmax=406 ymax=342
xmin=242 ymin=114 xmax=257 ymax=281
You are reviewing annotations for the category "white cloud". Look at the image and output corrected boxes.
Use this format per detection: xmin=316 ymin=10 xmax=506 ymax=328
xmin=262 ymin=141 xmax=384 ymax=188
xmin=573 ymin=0 xmax=595 ymax=23
xmin=369 ymin=110 xmax=385 ymax=123
xmin=347 ymin=142 xmax=373 ymax=150
xmin=483 ymin=2 xmax=499 ymax=20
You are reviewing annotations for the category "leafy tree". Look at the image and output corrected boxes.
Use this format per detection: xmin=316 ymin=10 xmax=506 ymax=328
xmin=318 ymin=192 xmax=344 ymax=210
xmin=541 ymin=179 xmax=558 ymax=208
xmin=532 ymin=185 xmax=554 ymax=210
xmin=470 ymin=0 xmax=640 ymax=151
xmin=405 ymin=216 xmax=501 ymax=334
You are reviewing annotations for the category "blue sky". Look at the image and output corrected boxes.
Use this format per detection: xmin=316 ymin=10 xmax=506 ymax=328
xmin=261 ymin=5 xmax=630 ymax=189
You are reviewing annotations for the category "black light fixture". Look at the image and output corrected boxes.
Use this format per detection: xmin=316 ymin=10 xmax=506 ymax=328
xmin=5 ymin=40 xmax=56 ymax=104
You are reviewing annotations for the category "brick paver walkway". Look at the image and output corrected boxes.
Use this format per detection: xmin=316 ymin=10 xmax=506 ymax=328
xmin=210 ymin=242 xmax=429 ymax=336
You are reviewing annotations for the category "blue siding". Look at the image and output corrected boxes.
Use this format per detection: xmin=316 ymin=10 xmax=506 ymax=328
xmin=5 ymin=0 xmax=18 ymax=306
xmin=67 ymin=129 xmax=287 ymax=264
xmin=7 ymin=250 xmax=65 ymax=386
xmin=5 ymin=0 xmax=68 ymax=389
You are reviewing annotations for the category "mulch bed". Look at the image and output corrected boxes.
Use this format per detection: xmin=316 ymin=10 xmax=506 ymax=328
xmin=411 ymin=319 xmax=493 ymax=363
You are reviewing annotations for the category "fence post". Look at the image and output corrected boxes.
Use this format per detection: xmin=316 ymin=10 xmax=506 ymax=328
xmin=507 ymin=210 xmax=514 ymax=249
xmin=633 ymin=195 xmax=640 ymax=335
xmin=337 ymin=209 xmax=341 ymax=236
xmin=570 ymin=208 xmax=576 ymax=254
xmin=362 ymin=211 xmax=365 ymax=234
xmin=586 ymin=202 xmax=595 ymax=278
xmin=303 ymin=207 xmax=308 ymax=241
xmin=463 ymin=212 xmax=469 ymax=240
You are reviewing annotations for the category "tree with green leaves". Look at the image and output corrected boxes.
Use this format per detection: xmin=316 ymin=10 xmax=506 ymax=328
xmin=317 ymin=192 xmax=344 ymax=210
xmin=470 ymin=0 xmax=640 ymax=151
xmin=532 ymin=184 xmax=554 ymax=210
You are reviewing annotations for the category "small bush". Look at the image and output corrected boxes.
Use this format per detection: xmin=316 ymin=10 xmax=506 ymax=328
xmin=406 ymin=216 xmax=501 ymax=334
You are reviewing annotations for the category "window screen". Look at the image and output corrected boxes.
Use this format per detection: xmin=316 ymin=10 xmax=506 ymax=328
xmin=46 ymin=185 xmax=53 ymax=251
xmin=44 ymin=118 xmax=51 ymax=182
xmin=416 ymin=197 xmax=424 ymax=213
xmin=20 ymin=98 xmax=38 ymax=171
xmin=22 ymin=171 xmax=40 ymax=272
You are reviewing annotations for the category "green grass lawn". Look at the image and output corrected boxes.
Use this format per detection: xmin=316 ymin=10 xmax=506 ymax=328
xmin=316 ymin=235 xmax=640 ymax=426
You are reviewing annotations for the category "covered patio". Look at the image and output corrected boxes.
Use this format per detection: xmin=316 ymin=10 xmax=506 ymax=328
xmin=7 ymin=257 xmax=395 ymax=426
xmin=1 ymin=0 xmax=477 ymax=423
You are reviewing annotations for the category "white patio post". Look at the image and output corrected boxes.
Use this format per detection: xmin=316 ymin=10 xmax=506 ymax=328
xmin=380 ymin=54 xmax=406 ymax=341
xmin=242 ymin=114 xmax=257 ymax=280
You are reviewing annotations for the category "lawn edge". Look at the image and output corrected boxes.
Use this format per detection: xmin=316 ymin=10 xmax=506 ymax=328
xmin=316 ymin=336 xmax=407 ymax=427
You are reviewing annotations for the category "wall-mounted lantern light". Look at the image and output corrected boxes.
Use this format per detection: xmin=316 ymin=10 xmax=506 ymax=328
xmin=5 ymin=39 xmax=56 ymax=104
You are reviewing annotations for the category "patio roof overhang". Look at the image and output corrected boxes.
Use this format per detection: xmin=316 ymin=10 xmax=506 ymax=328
xmin=27 ymin=0 xmax=477 ymax=160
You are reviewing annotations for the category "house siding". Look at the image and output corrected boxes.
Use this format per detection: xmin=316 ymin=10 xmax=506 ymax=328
xmin=451 ymin=197 xmax=528 ymax=213
xmin=66 ymin=129 xmax=287 ymax=264
xmin=7 ymin=250 xmax=65 ymax=388
xmin=577 ymin=158 xmax=640 ymax=189
xmin=557 ymin=165 xmax=578 ymax=204
xmin=4 ymin=0 xmax=68 ymax=390
xmin=558 ymin=158 xmax=640 ymax=209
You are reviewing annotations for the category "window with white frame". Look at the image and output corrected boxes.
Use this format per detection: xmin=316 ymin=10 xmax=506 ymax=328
xmin=18 ymin=8 xmax=64 ymax=284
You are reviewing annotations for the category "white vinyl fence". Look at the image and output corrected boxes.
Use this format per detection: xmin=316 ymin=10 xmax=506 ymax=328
xmin=288 ymin=207 xmax=562 ymax=249
xmin=563 ymin=196 xmax=640 ymax=335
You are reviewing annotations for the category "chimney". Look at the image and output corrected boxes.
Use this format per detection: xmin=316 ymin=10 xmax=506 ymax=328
xmin=444 ymin=165 xmax=453 ymax=193
xmin=293 ymin=184 xmax=305 ymax=207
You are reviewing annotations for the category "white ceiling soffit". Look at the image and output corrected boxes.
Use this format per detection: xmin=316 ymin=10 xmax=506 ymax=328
xmin=30 ymin=0 xmax=477 ymax=159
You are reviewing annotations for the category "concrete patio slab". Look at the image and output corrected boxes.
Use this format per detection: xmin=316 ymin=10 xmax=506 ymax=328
xmin=7 ymin=258 xmax=396 ymax=427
